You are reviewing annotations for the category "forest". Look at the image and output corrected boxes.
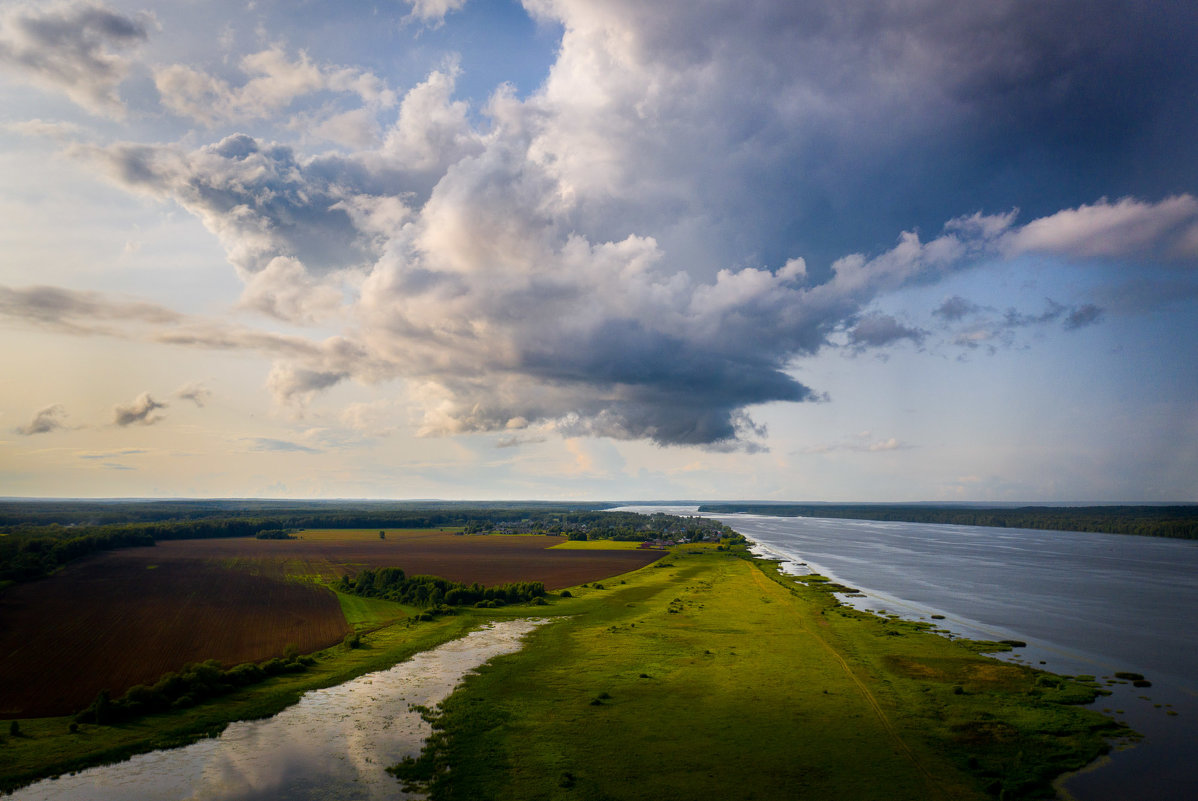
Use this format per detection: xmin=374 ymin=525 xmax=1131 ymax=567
xmin=0 ymin=501 xmax=719 ymax=584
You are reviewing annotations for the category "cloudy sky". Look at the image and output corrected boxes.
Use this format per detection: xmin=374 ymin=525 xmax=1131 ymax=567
xmin=1 ymin=0 xmax=1196 ymax=501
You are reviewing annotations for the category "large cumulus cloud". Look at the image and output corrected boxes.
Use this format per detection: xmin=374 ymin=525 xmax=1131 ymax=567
xmin=37 ymin=0 xmax=1198 ymax=448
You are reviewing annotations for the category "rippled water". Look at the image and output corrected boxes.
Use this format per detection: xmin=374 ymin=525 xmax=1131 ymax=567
xmin=618 ymin=506 xmax=1198 ymax=801
xmin=12 ymin=619 xmax=546 ymax=801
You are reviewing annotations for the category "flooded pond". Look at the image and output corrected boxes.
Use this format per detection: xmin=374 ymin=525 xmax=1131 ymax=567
xmin=12 ymin=619 xmax=547 ymax=801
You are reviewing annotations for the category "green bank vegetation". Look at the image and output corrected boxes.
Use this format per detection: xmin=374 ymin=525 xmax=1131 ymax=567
xmin=394 ymin=546 xmax=1127 ymax=801
xmin=0 ymin=589 xmax=541 ymax=794
xmin=338 ymin=567 xmax=548 ymax=610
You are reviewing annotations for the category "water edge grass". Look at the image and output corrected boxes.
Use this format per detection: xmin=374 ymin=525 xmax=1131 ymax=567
xmin=0 ymin=591 xmax=555 ymax=794
xmin=393 ymin=546 xmax=1129 ymax=800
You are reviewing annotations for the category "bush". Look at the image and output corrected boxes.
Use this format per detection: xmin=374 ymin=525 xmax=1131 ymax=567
xmin=227 ymin=663 xmax=265 ymax=685
xmin=74 ymin=650 xmax=316 ymax=726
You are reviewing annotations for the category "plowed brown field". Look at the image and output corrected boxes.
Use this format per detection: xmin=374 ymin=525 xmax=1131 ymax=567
xmin=127 ymin=530 xmax=663 ymax=589
xmin=0 ymin=531 xmax=662 ymax=717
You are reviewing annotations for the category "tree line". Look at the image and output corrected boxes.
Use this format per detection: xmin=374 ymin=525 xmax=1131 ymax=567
xmin=339 ymin=567 xmax=547 ymax=611
xmin=75 ymin=650 xmax=315 ymax=726
xmin=0 ymin=505 xmax=729 ymax=585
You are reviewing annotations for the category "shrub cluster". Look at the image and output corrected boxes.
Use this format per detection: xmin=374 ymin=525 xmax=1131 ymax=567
xmin=75 ymin=651 xmax=315 ymax=725
xmin=254 ymin=528 xmax=298 ymax=540
xmin=340 ymin=568 xmax=546 ymax=609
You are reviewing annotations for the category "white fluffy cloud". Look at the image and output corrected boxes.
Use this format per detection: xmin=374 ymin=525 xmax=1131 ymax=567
xmin=154 ymin=46 xmax=395 ymax=128
xmin=1002 ymin=195 xmax=1198 ymax=262
xmin=403 ymin=0 xmax=468 ymax=25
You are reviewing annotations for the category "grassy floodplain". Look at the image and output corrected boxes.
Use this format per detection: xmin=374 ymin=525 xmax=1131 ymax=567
xmin=0 ymin=538 xmax=1126 ymax=799
xmin=395 ymin=545 xmax=1126 ymax=800
xmin=0 ymin=587 xmax=541 ymax=793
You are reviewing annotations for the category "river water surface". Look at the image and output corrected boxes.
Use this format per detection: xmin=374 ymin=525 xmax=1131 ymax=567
xmin=11 ymin=619 xmax=546 ymax=801
xmin=619 ymin=506 xmax=1198 ymax=801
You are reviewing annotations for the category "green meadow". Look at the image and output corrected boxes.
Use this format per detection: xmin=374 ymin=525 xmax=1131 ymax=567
xmin=549 ymin=539 xmax=650 ymax=550
xmin=394 ymin=547 xmax=1126 ymax=800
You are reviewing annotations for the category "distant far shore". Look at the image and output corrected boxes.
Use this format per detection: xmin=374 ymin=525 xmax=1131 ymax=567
xmin=695 ymin=503 xmax=1198 ymax=540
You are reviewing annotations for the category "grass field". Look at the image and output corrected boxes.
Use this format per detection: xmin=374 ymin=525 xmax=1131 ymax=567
xmin=395 ymin=548 xmax=1124 ymax=801
xmin=548 ymin=539 xmax=650 ymax=550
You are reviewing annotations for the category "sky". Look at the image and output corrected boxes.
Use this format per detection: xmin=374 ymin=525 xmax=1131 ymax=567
xmin=1 ymin=0 xmax=1196 ymax=502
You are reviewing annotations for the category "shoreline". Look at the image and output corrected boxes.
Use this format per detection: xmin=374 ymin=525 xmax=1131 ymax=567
xmin=7 ymin=618 xmax=551 ymax=800
xmin=701 ymin=510 xmax=1195 ymax=801
xmin=0 ymin=603 xmax=559 ymax=795
xmin=392 ymin=544 xmax=1128 ymax=800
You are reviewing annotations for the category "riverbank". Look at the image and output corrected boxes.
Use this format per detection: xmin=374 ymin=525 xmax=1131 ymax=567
xmin=394 ymin=546 xmax=1127 ymax=800
xmin=6 ymin=619 xmax=550 ymax=801
xmin=0 ymin=595 xmax=550 ymax=794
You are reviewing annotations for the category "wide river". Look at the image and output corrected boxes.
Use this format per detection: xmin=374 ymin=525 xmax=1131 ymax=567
xmin=10 ymin=619 xmax=546 ymax=801
xmin=619 ymin=506 xmax=1198 ymax=801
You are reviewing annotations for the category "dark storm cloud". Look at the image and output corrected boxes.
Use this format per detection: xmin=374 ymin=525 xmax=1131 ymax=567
xmin=1064 ymin=304 xmax=1104 ymax=331
xmin=597 ymin=0 xmax=1198 ymax=269
xmin=79 ymin=449 xmax=145 ymax=459
xmin=0 ymin=1 xmax=151 ymax=116
xmin=246 ymin=438 xmax=321 ymax=454
xmin=112 ymin=392 xmax=165 ymax=426
xmin=15 ymin=404 xmax=68 ymax=435
xmin=933 ymin=296 xmax=981 ymax=322
xmin=0 ymin=284 xmax=181 ymax=334
xmin=948 ymin=299 xmax=1107 ymax=352
xmin=847 ymin=314 xmax=926 ymax=350
xmin=78 ymin=135 xmax=373 ymax=276
xmin=1003 ymin=300 xmax=1067 ymax=329
xmin=174 ymin=382 xmax=211 ymax=407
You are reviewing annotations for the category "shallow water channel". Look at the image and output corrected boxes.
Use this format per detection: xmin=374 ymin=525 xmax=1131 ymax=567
xmin=12 ymin=619 xmax=546 ymax=801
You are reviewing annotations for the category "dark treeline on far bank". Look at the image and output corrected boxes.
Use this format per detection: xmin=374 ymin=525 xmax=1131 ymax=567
xmin=0 ymin=500 xmax=725 ymax=584
xmin=697 ymin=503 xmax=1198 ymax=540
